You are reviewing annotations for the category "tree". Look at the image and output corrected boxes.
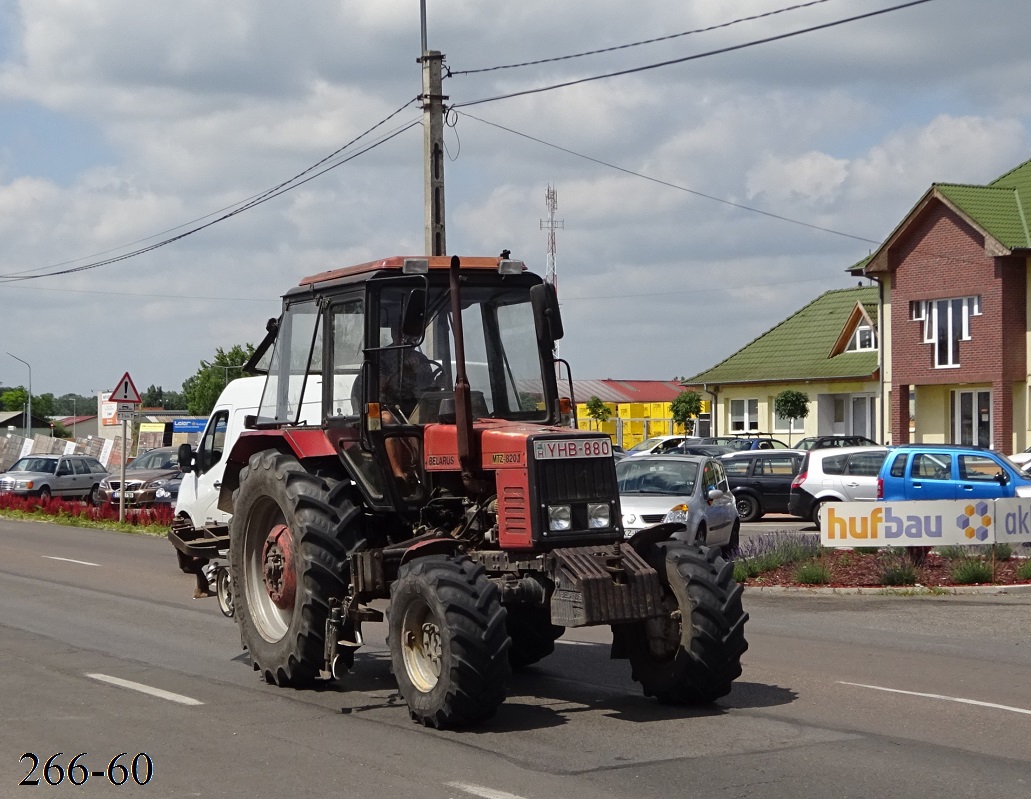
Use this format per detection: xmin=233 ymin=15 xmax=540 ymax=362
xmin=670 ymin=390 xmax=702 ymax=434
xmin=182 ymin=344 xmax=256 ymax=415
xmin=584 ymin=395 xmax=612 ymax=423
xmin=1 ymin=387 xmax=27 ymax=413
xmin=774 ymin=389 xmax=810 ymax=445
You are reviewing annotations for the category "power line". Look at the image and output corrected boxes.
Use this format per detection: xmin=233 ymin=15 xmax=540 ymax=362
xmin=453 ymin=0 xmax=935 ymax=109
xmin=0 ymin=98 xmax=422 ymax=282
xmin=459 ymin=111 xmax=880 ymax=244
xmin=450 ymin=0 xmax=836 ymax=76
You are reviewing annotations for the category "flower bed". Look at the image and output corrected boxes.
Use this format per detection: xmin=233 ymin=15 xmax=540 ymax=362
xmin=0 ymin=492 xmax=173 ymax=528
xmin=734 ymin=532 xmax=1031 ymax=589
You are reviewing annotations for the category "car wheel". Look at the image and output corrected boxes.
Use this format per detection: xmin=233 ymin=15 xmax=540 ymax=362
xmin=810 ymin=499 xmax=830 ymax=529
xmin=735 ymin=494 xmax=761 ymax=522
xmin=38 ymin=486 xmax=52 ymax=503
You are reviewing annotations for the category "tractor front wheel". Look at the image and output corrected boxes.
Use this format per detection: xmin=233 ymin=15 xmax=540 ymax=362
xmin=230 ymin=449 xmax=361 ymax=687
xmin=614 ymin=541 xmax=748 ymax=704
xmin=387 ymin=556 xmax=510 ymax=728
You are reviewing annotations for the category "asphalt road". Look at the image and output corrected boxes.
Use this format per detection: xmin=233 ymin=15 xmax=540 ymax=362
xmin=1 ymin=517 xmax=1029 ymax=798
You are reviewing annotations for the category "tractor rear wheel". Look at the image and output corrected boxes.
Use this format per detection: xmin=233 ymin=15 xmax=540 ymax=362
xmin=505 ymin=605 xmax=564 ymax=669
xmin=230 ymin=449 xmax=361 ymax=687
xmin=387 ymin=555 xmax=510 ymax=728
xmin=614 ymin=541 xmax=748 ymax=704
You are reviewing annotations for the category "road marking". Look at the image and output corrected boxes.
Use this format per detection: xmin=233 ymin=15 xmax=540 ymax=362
xmin=86 ymin=674 xmax=204 ymax=706
xmin=556 ymin=639 xmax=596 ymax=646
xmin=839 ymin=682 xmax=1031 ymax=716
xmin=447 ymin=782 xmax=528 ymax=799
xmin=42 ymin=556 xmax=100 ymax=567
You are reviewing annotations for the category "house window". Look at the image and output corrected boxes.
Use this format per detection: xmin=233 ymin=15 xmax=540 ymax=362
xmin=845 ymin=324 xmax=877 ymax=352
xmin=730 ymin=399 xmax=758 ymax=432
xmin=911 ymin=296 xmax=980 ymax=368
xmin=773 ymin=408 xmax=805 ymax=433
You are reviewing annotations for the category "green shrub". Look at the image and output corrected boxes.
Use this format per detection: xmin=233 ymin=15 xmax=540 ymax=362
xmin=793 ymin=561 xmax=831 ymax=585
xmin=877 ymin=549 xmax=917 ymax=586
xmin=1017 ymin=560 xmax=1031 ymax=581
xmin=990 ymin=543 xmax=1013 ymax=561
xmin=936 ymin=545 xmax=966 ymax=559
xmin=950 ymin=558 xmax=994 ymax=585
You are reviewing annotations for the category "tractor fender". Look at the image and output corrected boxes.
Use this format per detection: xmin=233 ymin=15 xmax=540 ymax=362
xmin=399 ymin=537 xmax=463 ymax=568
xmin=218 ymin=429 xmax=338 ymax=514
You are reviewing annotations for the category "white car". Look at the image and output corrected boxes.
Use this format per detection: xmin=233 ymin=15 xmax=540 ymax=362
xmin=616 ymin=454 xmax=739 ymax=556
xmin=624 ymin=435 xmax=696 ymax=457
xmin=1007 ymin=446 xmax=1031 ymax=471
xmin=787 ymin=445 xmax=888 ymax=528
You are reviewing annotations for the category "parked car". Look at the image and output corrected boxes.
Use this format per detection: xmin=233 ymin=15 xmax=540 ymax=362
xmin=788 ymin=446 xmax=889 ymax=528
xmin=153 ymin=474 xmax=183 ymax=506
xmin=722 ymin=450 xmax=805 ymax=522
xmin=794 ymin=435 xmax=879 ymax=451
xmin=98 ymin=446 xmax=181 ymax=507
xmin=0 ymin=454 xmax=109 ymax=503
xmin=615 ymin=454 xmax=739 ymax=555
xmin=668 ymin=443 xmax=736 ymax=457
xmin=697 ymin=435 xmax=791 ymax=451
xmin=877 ymin=444 xmax=1031 ymax=500
xmin=624 ymin=435 xmax=694 ymax=457
xmin=1007 ymin=445 xmax=1031 ymax=471
xmin=611 ymin=444 xmax=628 ymax=461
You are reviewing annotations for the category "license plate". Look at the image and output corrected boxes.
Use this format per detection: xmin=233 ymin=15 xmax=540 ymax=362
xmin=533 ymin=438 xmax=611 ymax=460
xmin=113 ymin=491 xmax=134 ymax=500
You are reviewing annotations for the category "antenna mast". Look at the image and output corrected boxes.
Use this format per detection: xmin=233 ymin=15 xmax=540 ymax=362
xmin=540 ymin=184 xmax=563 ymax=288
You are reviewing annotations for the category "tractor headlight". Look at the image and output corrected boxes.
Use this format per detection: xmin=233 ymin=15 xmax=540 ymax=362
xmin=587 ymin=503 xmax=611 ymax=529
xmin=548 ymin=504 xmax=572 ymax=531
xmin=664 ymin=504 xmax=690 ymax=524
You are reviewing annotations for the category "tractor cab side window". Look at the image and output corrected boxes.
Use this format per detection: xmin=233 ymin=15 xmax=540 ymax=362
xmin=330 ymin=298 xmax=365 ymax=417
xmin=258 ymin=300 xmax=322 ymax=425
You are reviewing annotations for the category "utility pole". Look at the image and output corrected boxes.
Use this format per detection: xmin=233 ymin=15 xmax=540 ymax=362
xmin=420 ymin=2 xmax=447 ymax=256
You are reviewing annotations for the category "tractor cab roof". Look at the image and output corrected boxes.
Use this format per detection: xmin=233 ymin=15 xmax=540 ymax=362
xmin=297 ymin=255 xmax=527 ymax=292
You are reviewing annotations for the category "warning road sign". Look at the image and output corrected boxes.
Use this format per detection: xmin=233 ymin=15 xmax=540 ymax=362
xmin=109 ymin=372 xmax=142 ymax=404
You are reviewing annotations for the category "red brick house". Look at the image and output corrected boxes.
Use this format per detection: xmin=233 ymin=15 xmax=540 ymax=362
xmin=856 ymin=157 xmax=1031 ymax=450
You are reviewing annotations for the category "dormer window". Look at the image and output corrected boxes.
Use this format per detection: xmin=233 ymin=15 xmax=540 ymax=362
xmin=846 ymin=324 xmax=877 ymax=352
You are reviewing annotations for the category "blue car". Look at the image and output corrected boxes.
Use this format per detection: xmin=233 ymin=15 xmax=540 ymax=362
xmin=877 ymin=444 xmax=1031 ymax=500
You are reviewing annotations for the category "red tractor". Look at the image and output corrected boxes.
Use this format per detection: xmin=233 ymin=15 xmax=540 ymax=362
xmin=216 ymin=254 xmax=747 ymax=728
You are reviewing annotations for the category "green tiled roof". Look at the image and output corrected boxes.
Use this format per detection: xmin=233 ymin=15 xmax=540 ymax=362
xmin=935 ymin=157 xmax=1031 ymax=250
xmin=686 ymin=286 xmax=878 ymax=385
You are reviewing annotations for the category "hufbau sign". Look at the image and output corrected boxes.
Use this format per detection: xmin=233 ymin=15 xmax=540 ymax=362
xmin=821 ymin=500 xmax=1031 ymax=547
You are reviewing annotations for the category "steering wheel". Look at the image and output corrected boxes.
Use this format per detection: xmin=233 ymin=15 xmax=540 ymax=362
xmin=427 ymin=360 xmax=448 ymax=390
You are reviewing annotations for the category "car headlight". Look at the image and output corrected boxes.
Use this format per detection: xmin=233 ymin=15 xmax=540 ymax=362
xmin=100 ymin=480 xmax=111 ymax=490
xmin=17 ymin=480 xmax=33 ymax=490
xmin=155 ymin=487 xmax=171 ymax=498
xmin=548 ymin=504 xmax=572 ymax=531
xmin=145 ymin=478 xmax=168 ymax=489
xmin=587 ymin=503 xmax=611 ymax=529
xmin=663 ymin=504 xmax=690 ymax=524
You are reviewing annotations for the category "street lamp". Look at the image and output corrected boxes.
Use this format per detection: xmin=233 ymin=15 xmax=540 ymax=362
xmin=221 ymin=365 xmax=245 ymax=387
xmin=7 ymin=352 xmax=31 ymax=439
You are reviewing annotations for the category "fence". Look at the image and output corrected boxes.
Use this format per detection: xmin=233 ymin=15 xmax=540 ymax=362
xmin=0 ymin=432 xmax=126 ymax=473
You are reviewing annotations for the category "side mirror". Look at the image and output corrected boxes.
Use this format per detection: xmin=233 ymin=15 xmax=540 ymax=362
xmin=707 ymin=488 xmax=724 ymax=501
xmin=178 ymin=443 xmax=195 ymax=473
xmin=401 ymin=288 xmax=427 ymax=341
xmin=530 ymin=282 xmax=564 ymax=344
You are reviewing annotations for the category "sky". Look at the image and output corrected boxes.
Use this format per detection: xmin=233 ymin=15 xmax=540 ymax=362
xmin=1 ymin=0 xmax=1030 ymax=398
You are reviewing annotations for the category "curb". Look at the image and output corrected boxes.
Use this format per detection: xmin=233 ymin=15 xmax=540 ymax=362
xmin=744 ymin=582 xmax=1031 ymax=596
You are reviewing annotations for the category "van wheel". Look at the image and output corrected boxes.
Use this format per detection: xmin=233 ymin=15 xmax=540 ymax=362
xmin=735 ymin=494 xmax=761 ymax=522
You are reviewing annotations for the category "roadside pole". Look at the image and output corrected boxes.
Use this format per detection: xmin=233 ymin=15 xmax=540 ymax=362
xmin=107 ymin=372 xmax=143 ymax=524
xmin=419 ymin=1 xmax=446 ymax=256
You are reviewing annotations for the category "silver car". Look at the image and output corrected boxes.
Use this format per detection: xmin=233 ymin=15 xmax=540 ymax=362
xmin=0 ymin=454 xmax=109 ymax=504
xmin=616 ymin=454 xmax=740 ymax=556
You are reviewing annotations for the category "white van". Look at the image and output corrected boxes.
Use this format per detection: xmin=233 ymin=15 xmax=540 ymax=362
xmin=174 ymin=376 xmax=265 ymax=530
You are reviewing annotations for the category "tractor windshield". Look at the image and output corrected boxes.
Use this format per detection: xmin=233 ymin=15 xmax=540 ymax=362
xmin=370 ymin=281 xmax=549 ymax=424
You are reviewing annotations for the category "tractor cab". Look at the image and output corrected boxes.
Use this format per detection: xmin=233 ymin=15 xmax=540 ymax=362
xmin=240 ymin=255 xmax=570 ymax=513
